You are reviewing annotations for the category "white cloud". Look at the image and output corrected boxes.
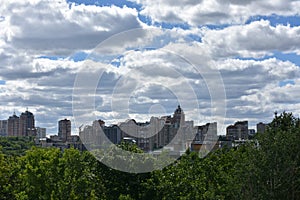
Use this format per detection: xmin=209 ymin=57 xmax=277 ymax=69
xmin=202 ymin=20 xmax=300 ymax=58
xmin=0 ymin=0 xmax=142 ymax=55
xmin=133 ymin=0 xmax=300 ymax=25
xmin=0 ymin=0 xmax=300 ymax=136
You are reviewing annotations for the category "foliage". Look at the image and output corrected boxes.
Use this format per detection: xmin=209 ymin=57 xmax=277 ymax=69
xmin=0 ymin=136 xmax=35 ymax=156
xmin=253 ymin=112 xmax=300 ymax=199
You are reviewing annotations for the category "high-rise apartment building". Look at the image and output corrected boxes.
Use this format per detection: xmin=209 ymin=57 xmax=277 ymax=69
xmin=226 ymin=121 xmax=248 ymax=140
xmin=257 ymin=122 xmax=267 ymax=134
xmin=19 ymin=111 xmax=36 ymax=136
xmin=0 ymin=120 xmax=8 ymax=136
xmin=154 ymin=105 xmax=189 ymax=150
xmin=7 ymin=113 xmax=20 ymax=136
xmin=191 ymin=122 xmax=218 ymax=151
xmin=7 ymin=110 xmax=36 ymax=137
xmin=58 ymin=119 xmax=71 ymax=142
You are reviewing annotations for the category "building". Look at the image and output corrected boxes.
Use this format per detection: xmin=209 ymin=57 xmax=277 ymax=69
xmin=79 ymin=105 xmax=210 ymax=153
xmin=119 ymin=119 xmax=154 ymax=151
xmin=191 ymin=122 xmax=218 ymax=152
xmin=103 ymin=125 xmax=123 ymax=145
xmin=58 ymin=119 xmax=71 ymax=142
xmin=40 ymin=135 xmax=84 ymax=151
xmin=19 ymin=111 xmax=36 ymax=136
xmin=248 ymin=129 xmax=255 ymax=136
xmin=36 ymin=127 xmax=46 ymax=139
xmin=38 ymin=119 xmax=83 ymax=151
xmin=79 ymin=105 xmax=193 ymax=152
xmin=257 ymin=122 xmax=267 ymax=134
xmin=7 ymin=113 xmax=20 ymax=136
xmin=79 ymin=120 xmax=104 ymax=149
xmin=154 ymin=105 xmax=185 ymax=149
xmin=117 ymin=105 xmax=194 ymax=152
xmin=7 ymin=110 xmax=36 ymax=137
xmin=0 ymin=120 xmax=8 ymax=136
xmin=226 ymin=121 xmax=248 ymax=140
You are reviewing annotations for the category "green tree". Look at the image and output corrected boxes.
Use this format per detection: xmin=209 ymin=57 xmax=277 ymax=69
xmin=92 ymin=143 xmax=151 ymax=200
xmin=254 ymin=112 xmax=300 ymax=199
xmin=0 ymin=137 xmax=35 ymax=156
xmin=16 ymin=147 xmax=62 ymax=200
xmin=57 ymin=148 xmax=106 ymax=200
xmin=0 ymin=148 xmax=13 ymax=199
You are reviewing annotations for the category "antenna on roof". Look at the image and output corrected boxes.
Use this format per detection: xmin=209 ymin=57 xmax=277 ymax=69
xmin=274 ymin=111 xmax=278 ymax=118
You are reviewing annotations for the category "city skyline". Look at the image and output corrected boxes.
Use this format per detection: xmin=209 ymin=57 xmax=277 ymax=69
xmin=0 ymin=106 xmax=270 ymax=137
xmin=0 ymin=0 xmax=300 ymax=135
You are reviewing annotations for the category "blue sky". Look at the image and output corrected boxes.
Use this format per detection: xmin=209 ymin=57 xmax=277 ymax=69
xmin=0 ymin=0 xmax=300 ymax=135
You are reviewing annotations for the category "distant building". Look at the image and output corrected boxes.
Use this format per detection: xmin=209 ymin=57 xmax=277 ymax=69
xmin=7 ymin=113 xmax=20 ymax=136
xmin=58 ymin=119 xmax=71 ymax=142
xmin=19 ymin=111 xmax=36 ymax=136
xmin=7 ymin=110 xmax=36 ymax=137
xmin=36 ymin=127 xmax=46 ymax=139
xmin=79 ymin=105 xmax=194 ymax=153
xmin=155 ymin=105 xmax=187 ymax=150
xmin=78 ymin=120 xmax=103 ymax=149
xmin=41 ymin=135 xmax=84 ymax=151
xmin=257 ymin=122 xmax=267 ymax=134
xmin=0 ymin=120 xmax=8 ymax=136
xmin=226 ymin=121 xmax=248 ymax=140
xmin=117 ymin=105 xmax=195 ymax=152
xmin=50 ymin=135 xmax=61 ymax=142
xmin=191 ymin=122 xmax=218 ymax=152
xmin=119 ymin=119 xmax=154 ymax=151
xmin=103 ymin=125 xmax=123 ymax=145
xmin=248 ymin=129 xmax=255 ymax=136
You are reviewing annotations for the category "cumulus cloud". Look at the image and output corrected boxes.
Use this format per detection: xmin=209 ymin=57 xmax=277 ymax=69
xmin=133 ymin=0 xmax=300 ymax=25
xmin=0 ymin=0 xmax=142 ymax=55
xmin=217 ymin=57 xmax=300 ymax=126
xmin=202 ymin=20 xmax=300 ymax=58
xmin=0 ymin=0 xmax=300 ymax=135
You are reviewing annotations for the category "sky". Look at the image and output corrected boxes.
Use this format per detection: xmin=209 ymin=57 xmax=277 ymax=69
xmin=0 ymin=0 xmax=300 ymax=135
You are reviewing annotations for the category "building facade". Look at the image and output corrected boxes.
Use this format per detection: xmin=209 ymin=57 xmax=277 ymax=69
xmin=7 ymin=111 xmax=36 ymax=137
xmin=0 ymin=120 xmax=8 ymax=136
xmin=58 ymin=119 xmax=71 ymax=142
xmin=7 ymin=113 xmax=20 ymax=136
xmin=103 ymin=124 xmax=123 ymax=145
xmin=19 ymin=111 xmax=36 ymax=136
xmin=191 ymin=122 xmax=218 ymax=151
xmin=257 ymin=122 xmax=267 ymax=134
xmin=226 ymin=121 xmax=248 ymax=140
xmin=36 ymin=127 xmax=46 ymax=139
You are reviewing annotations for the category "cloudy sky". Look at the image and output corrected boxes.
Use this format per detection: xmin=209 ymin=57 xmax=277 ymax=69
xmin=1 ymin=0 xmax=300 ymax=135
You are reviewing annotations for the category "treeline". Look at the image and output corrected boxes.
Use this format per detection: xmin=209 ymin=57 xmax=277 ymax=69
xmin=0 ymin=136 xmax=35 ymax=156
xmin=1 ymin=112 xmax=300 ymax=200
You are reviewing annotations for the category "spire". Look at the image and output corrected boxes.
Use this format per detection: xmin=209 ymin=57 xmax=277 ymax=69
xmin=175 ymin=105 xmax=182 ymax=114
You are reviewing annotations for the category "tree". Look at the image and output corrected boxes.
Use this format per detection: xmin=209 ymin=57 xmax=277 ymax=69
xmin=15 ymin=147 xmax=62 ymax=200
xmin=254 ymin=112 xmax=300 ymax=199
xmin=57 ymin=148 xmax=106 ymax=200
xmin=0 ymin=148 xmax=13 ymax=199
